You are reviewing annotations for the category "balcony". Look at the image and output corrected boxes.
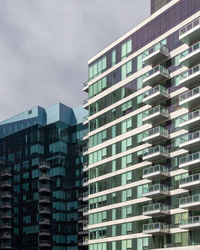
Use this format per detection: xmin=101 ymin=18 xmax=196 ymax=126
xmin=83 ymin=146 xmax=88 ymax=156
xmin=142 ymin=126 xmax=169 ymax=144
xmin=142 ymin=145 xmax=169 ymax=163
xmin=179 ymin=64 xmax=200 ymax=89
xmin=39 ymin=219 xmax=51 ymax=225
xmin=143 ymin=184 xmax=169 ymax=199
xmin=143 ymin=223 xmax=169 ymax=235
xmin=143 ymin=44 xmax=170 ymax=66
xmin=39 ymin=229 xmax=51 ymax=236
xmin=39 ymin=240 xmax=51 ymax=247
xmin=83 ymin=222 xmax=88 ymax=231
xmin=0 ymin=213 xmax=12 ymax=219
xmin=179 ymin=108 xmax=200 ymax=131
xmin=180 ymin=216 xmax=200 ymax=230
xmin=143 ymin=105 xmax=169 ymax=125
xmin=0 ymin=203 xmax=11 ymax=210
xmin=39 ymin=197 xmax=51 ymax=204
xmin=39 ymin=185 xmax=50 ymax=193
xmin=83 ymin=98 xmax=89 ymax=109
xmin=83 ymin=115 xmax=88 ymax=125
xmin=0 ymin=171 xmax=11 ymax=177
xmin=0 ymin=224 xmax=12 ymax=230
xmin=83 ymin=192 xmax=89 ymax=201
xmin=143 ymin=85 xmax=169 ymax=106
xmin=143 ymin=65 xmax=170 ymax=87
xmin=0 ymin=245 xmax=12 ymax=250
xmin=0 ymin=233 xmax=11 ymax=239
xmin=143 ymin=203 xmax=169 ymax=217
xmin=39 ymin=162 xmax=50 ymax=170
xmin=179 ymin=86 xmax=200 ymax=110
xmin=179 ymin=152 xmax=200 ymax=170
xmin=83 ymin=163 xmax=89 ymax=172
xmin=179 ymin=194 xmax=200 ymax=210
xmin=0 ymin=192 xmax=11 ymax=199
xmin=179 ymin=130 xmax=200 ymax=150
xmin=83 ymin=206 xmax=88 ymax=216
xmin=83 ymin=177 xmax=88 ymax=187
xmin=143 ymin=165 xmax=169 ymax=180
xmin=179 ymin=17 xmax=200 ymax=45
xmin=39 ymin=174 xmax=50 ymax=182
xmin=180 ymin=42 xmax=200 ymax=68
xmin=39 ymin=207 xmax=51 ymax=215
xmin=78 ymin=237 xmax=88 ymax=246
xmin=179 ymin=173 xmax=200 ymax=190
xmin=83 ymin=80 xmax=88 ymax=92
xmin=0 ymin=182 xmax=11 ymax=189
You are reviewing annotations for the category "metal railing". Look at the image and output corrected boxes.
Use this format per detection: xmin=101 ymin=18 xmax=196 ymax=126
xmin=143 ymin=165 xmax=169 ymax=176
xmin=179 ymin=17 xmax=200 ymax=36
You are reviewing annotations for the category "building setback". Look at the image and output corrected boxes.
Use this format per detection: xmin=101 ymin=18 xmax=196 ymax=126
xmin=84 ymin=0 xmax=200 ymax=249
xmin=0 ymin=103 xmax=88 ymax=250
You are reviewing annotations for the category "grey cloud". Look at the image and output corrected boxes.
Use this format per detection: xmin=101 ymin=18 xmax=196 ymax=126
xmin=0 ymin=0 xmax=149 ymax=121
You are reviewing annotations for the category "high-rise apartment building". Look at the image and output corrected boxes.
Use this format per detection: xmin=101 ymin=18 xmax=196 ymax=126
xmin=84 ymin=0 xmax=200 ymax=249
xmin=0 ymin=103 xmax=88 ymax=250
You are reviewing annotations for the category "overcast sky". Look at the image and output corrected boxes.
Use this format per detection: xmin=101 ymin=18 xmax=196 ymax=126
xmin=0 ymin=0 xmax=149 ymax=121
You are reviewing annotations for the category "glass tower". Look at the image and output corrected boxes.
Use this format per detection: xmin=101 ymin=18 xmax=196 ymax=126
xmin=0 ymin=103 xmax=88 ymax=250
xmin=84 ymin=0 xmax=200 ymax=249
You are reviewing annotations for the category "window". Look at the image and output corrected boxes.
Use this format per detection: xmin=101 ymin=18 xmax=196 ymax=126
xmin=121 ymin=154 xmax=132 ymax=168
xmin=121 ymin=118 xmax=132 ymax=134
xmin=121 ymin=39 xmax=132 ymax=59
xmin=121 ymin=60 xmax=132 ymax=80
xmin=89 ymin=56 xmax=107 ymax=80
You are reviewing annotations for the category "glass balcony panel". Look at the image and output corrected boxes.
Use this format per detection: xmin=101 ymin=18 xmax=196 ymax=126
xmin=179 ymin=86 xmax=200 ymax=110
xmin=143 ymin=203 xmax=169 ymax=217
xmin=143 ymin=126 xmax=169 ymax=144
xmin=143 ymin=44 xmax=170 ymax=66
xmin=179 ymin=108 xmax=200 ymax=131
xmin=179 ymin=64 xmax=200 ymax=88
xmin=143 ymin=85 xmax=169 ymax=105
xmin=143 ymin=145 xmax=169 ymax=162
xmin=179 ymin=152 xmax=200 ymax=170
xmin=179 ymin=194 xmax=200 ymax=210
xmin=179 ymin=130 xmax=200 ymax=150
xmin=143 ymin=183 xmax=169 ymax=199
xmin=143 ymin=165 xmax=169 ymax=180
xmin=143 ymin=222 xmax=169 ymax=234
xmin=180 ymin=42 xmax=200 ymax=67
xmin=179 ymin=17 xmax=200 ymax=45
xmin=179 ymin=173 xmax=200 ymax=190
xmin=143 ymin=65 xmax=170 ymax=86
xmin=143 ymin=105 xmax=169 ymax=125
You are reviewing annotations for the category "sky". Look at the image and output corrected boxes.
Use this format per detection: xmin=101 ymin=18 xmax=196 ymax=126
xmin=0 ymin=0 xmax=150 ymax=121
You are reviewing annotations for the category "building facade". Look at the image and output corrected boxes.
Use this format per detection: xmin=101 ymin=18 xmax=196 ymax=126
xmin=84 ymin=0 xmax=200 ymax=249
xmin=0 ymin=103 xmax=88 ymax=250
